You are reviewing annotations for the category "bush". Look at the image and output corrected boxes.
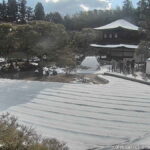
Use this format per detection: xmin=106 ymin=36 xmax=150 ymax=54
xmin=0 ymin=113 xmax=69 ymax=150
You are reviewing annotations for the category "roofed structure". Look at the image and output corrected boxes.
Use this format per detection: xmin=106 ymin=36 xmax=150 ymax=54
xmin=91 ymin=19 xmax=140 ymax=60
xmin=94 ymin=19 xmax=139 ymax=31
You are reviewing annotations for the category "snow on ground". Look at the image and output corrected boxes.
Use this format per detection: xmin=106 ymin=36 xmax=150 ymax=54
xmin=0 ymin=77 xmax=150 ymax=150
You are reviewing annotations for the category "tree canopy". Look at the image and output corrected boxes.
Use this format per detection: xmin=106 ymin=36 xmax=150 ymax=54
xmin=0 ymin=0 xmax=149 ymax=60
xmin=0 ymin=21 xmax=76 ymax=67
xmin=136 ymin=0 xmax=150 ymax=59
xmin=34 ymin=2 xmax=45 ymax=21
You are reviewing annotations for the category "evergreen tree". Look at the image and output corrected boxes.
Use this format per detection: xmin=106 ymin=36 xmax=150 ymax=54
xmin=46 ymin=12 xmax=63 ymax=24
xmin=18 ymin=0 xmax=27 ymax=23
xmin=137 ymin=0 xmax=150 ymax=59
xmin=138 ymin=0 xmax=150 ymax=30
xmin=34 ymin=2 xmax=45 ymax=20
xmin=63 ymin=15 xmax=73 ymax=30
xmin=7 ymin=0 xmax=18 ymax=22
xmin=26 ymin=6 xmax=33 ymax=22
xmin=1 ymin=0 xmax=8 ymax=21
xmin=122 ymin=0 xmax=135 ymax=21
xmin=0 ymin=3 xmax=3 ymax=21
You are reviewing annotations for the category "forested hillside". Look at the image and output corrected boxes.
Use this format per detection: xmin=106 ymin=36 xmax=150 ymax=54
xmin=0 ymin=0 xmax=149 ymax=62
xmin=0 ymin=0 xmax=147 ymax=30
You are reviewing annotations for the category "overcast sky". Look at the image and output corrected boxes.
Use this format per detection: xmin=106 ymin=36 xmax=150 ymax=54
xmin=2 ymin=0 xmax=140 ymax=15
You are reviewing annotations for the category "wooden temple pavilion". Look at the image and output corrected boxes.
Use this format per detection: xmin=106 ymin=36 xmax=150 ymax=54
xmin=90 ymin=19 xmax=140 ymax=61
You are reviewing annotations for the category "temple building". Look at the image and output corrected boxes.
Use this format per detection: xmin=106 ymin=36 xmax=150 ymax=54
xmin=90 ymin=19 xmax=141 ymax=61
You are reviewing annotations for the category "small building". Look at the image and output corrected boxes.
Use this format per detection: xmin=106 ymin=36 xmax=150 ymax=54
xmin=90 ymin=19 xmax=140 ymax=61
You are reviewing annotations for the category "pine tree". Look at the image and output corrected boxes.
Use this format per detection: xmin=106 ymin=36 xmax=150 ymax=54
xmin=1 ymin=0 xmax=8 ymax=21
xmin=46 ymin=12 xmax=63 ymax=24
xmin=18 ymin=0 xmax=27 ymax=23
xmin=7 ymin=0 xmax=18 ymax=22
xmin=0 ymin=3 xmax=3 ymax=21
xmin=122 ymin=0 xmax=134 ymax=21
xmin=138 ymin=0 xmax=150 ymax=30
xmin=34 ymin=2 xmax=45 ymax=20
xmin=26 ymin=6 xmax=33 ymax=22
xmin=137 ymin=0 xmax=150 ymax=59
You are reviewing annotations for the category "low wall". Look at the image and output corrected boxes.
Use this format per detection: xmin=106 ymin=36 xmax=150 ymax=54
xmin=96 ymin=75 xmax=109 ymax=84
xmin=104 ymin=72 xmax=150 ymax=86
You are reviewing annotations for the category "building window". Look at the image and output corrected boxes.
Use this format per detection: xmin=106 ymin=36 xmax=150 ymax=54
xmin=104 ymin=34 xmax=107 ymax=39
xmin=109 ymin=34 xmax=112 ymax=38
xmin=114 ymin=33 xmax=118 ymax=38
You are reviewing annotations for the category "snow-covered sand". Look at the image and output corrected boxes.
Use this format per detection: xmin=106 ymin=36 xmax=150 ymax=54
xmin=81 ymin=56 xmax=99 ymax=69
xmin=77 ymin=56 xmax=100 ymax=74
xmin=0 ymin=77 xmax=150 ymax=150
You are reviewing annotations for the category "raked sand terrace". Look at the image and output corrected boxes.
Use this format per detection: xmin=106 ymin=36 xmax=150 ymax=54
xmin=0 ymin=77 xmax=150 ymax=150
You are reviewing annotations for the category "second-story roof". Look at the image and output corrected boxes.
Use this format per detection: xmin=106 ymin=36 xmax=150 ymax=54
xmin=94 ymin=19 xmax=139 ymax=31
